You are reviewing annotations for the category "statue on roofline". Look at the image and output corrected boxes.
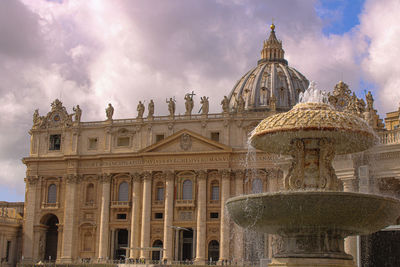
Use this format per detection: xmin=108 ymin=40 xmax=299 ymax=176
xmin=137 ymin=101 xmax=145 ymax=119
xmin=106 ymin=103 xmax=114 ymax=120
xmin=148 ymin=99 xmax=154 ymax=118
xmin=73 ymin=105 xmax=82 ymax=122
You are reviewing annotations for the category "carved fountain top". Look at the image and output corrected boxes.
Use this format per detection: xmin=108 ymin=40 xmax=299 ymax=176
xmin=250 ymin=102 xmax=376 ymax=155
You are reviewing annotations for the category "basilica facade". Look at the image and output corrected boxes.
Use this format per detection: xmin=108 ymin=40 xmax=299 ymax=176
xmin=18 ymin=25 xmax=400 ymax=266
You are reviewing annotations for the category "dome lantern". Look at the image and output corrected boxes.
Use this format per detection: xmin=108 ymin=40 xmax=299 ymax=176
xmin=227 ymin=23 xmax=309 ymax=112
xmin=259 ymin=24 xmax=287 ymax=65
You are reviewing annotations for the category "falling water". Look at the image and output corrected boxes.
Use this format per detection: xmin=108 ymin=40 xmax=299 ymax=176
xmin=299 ymin=81 xmax=329 ymax=104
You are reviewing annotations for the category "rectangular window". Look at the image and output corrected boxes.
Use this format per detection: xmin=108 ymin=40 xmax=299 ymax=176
xmin=157 ymin=187 xmax=164 ymax=201
xmin=211 ymin=132 xmax=220 ymax=142
xmin=88 ymin=137 xmax=98 ymax=150
xmin=117 ymin=137 xmax=130 ymax=147
xmin=117 ymin=213 xmax=127 ymax=220
xmin=49 ymin=134 xmax=61 ymax=150
xmin=210 ymin=212 xmax=219 ymax=219
xmin=155 ymin=134 xmax=165 ymax=143
xmin=155 ymin=212 xmax=163 ymax=219
xmin=211 ymin=186 xmax=219 ymax=200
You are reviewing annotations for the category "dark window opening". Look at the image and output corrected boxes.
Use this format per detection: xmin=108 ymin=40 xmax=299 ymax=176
xmin=6 ymin=241 xmax=11 ymax=262
xmin=117 ymin=137 xmax=130 ymax=147
xmin=210 ymin=212 xmax=219 ymax=219
xmin=49 ymin=134 xmax=61 ymax=150
xmin=211 ymin=132 xmax=220 ymax=142
xmin=117 ymin=213 xmax=127 ymax=220
xmin=155 ymin=212 xmax=163 ymax=219
xmin=88 ymin=138 xmax=98 ymax=150
xmin=155 ymin=134 xmax=165 ymax=143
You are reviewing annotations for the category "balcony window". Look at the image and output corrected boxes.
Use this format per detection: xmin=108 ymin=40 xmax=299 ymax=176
xmin=211 ymin=184 xmax=219 ymax=201
xmin=182 ymin=179 xmax=193 ymax=200
xmin=118 ymin=182 xmax=129 ymax=201
xmin=48 ymin=184 xmax=57 ymax=203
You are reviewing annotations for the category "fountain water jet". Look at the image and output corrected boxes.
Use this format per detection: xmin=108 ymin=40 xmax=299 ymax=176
xmin=226 ymin=91 xmax=400 ymax=266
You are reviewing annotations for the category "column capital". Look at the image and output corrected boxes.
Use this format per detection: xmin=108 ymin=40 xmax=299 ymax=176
xmin=65 ymin=174 xmax=81 ymax=184
xmin=196 ymin=170 xmax=207 ymax=180
xmin=25 ymin=175 xmax=39 ymax=185
xmin=99 ymin=173 xmax=112 ymax=183
xmin=130 ymin=172 xmax=141 ymax=182
xmin=219 ymin=169 xmax=231 ymax=179
xmin=164 ymin=170 xmax=175 ymax=181
xmin=234 ymin=169 xmax=245 ymax=179
xmin=142 ymin=171 xmax=152 ymax=181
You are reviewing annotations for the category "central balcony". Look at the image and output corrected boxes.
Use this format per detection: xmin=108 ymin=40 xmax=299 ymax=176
xmin=110 ymin=201 xmax=131 ymax=208
xmin=175 ymin=199 xmax=195 ymax=209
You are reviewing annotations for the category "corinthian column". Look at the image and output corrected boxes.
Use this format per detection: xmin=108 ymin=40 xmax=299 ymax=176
xmin=219 ymin=169 xmax=231 ymax=264
xmin=60 ymin=174 xmax=79 ymax=263
xmin=233 ymin=170 xmax=244 ymax=263
xmin=129 ymin=173 xmax=142 ymax=259
xmin=163 ymin=171 xmax=175 ymax=263
xmin=140 ymin=172 xmax=152 ymax=260
xmin=98 ymin=174 xmax=112 ymax=261
xmin=195 ymin=170 xmax=207 ymax=265
xmin=22 ymin=176 xmax=39 ymax=262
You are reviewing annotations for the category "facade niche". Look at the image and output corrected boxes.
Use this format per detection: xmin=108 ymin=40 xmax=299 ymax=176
xmin=85 ymin=183 xmax=95 ymax=204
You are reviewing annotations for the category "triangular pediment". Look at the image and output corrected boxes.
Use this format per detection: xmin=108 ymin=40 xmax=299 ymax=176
xmin=140 ymin=129 xmax=232 ymax=154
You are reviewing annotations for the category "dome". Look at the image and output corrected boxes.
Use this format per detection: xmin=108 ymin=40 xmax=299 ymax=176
xmin=228 ymin=24 xmax=309 ymax=112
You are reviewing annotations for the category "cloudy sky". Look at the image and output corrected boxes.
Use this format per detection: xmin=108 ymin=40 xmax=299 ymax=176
xmin=1 ymin=0 xmax=400 ymax=202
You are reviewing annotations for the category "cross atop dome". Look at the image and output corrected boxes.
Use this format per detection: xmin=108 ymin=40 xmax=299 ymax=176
xmin=259 ymin=23 xmax=287 ymax=65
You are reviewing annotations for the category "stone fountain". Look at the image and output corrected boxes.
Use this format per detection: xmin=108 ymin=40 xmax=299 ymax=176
xmin=226 ymin=91 xmax=400 ymax=266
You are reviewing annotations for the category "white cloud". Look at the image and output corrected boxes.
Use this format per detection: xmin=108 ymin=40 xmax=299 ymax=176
xmin=0 ymin=0 xmax=399 ymax=200
xmin=359 ymin=0 xmax=400 ymax=113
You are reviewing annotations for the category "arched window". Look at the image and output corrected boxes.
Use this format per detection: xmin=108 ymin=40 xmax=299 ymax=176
xmin=208 ymin=240 xmax=219 ymax=262
xmin=210 ymin=181 xmax=219 ymax=201
xmin=182 ymin=179 xmax=193 ymax=200
xmin=252 ymin=178 xmax=263 ymax=193
xmin=86 ymin=183 xmax=95 ymax=203
xmin=156 ymin=182 xmax=164 ymax=201
xmin=118 ymin=182 xmax=129 ymax=202
xmin=48 ymin=184 xmax=57 ymax=203
xmin=152 ymin=240 xmax=163 ymax=260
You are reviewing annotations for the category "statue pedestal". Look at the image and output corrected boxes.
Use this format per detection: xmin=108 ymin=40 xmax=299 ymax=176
xmin=269 ymin=257 xmax=356 ymax=267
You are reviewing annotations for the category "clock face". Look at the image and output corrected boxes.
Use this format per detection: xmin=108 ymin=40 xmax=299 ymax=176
xmin=53 ymin=114 xmax=60 ymax=122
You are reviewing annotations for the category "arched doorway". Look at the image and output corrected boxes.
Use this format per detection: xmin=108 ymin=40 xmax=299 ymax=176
xmin=40 ymin=214 xmax=59 ymax=261
xmin=152 ymin=240 xmax=163 ymax=261
xmin=208 ymin=240 xmax=219 ymax=262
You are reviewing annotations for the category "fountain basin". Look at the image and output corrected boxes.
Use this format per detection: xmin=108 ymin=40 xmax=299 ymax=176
xmin=227 ymin=191 xmax=400 ymax=236
xmin=250 ymin=103 xmax=376 ymax=155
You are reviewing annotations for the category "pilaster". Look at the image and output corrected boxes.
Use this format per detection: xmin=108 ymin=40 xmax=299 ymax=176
xmin=22 ymin=176 xmax=39 ymax=262
xmin=140 ymin=172 xmax=152 ymax=260
xmin=60 ymin=174 xmax=79 ymax=263
xmin=163 ymin=171 xmax=175 ymax=263
xmin=98 ymin=174 xmax=112 ymax=261
xmin=219 ymin=169 xmax=231 ymax=264
xmin=129 ymin=172 xmax=142 ymax=259
xmin=233 ymin=170 xmax=244 ymax=263
xmin=194 ymin=170 xmax=207 ymax=265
